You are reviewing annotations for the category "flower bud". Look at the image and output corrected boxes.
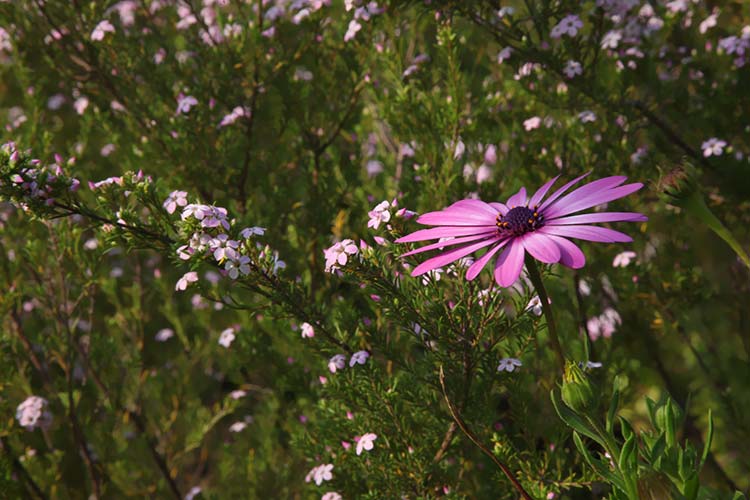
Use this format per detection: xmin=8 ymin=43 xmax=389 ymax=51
xmin=561 ymin=361 xmax=596 ymax=413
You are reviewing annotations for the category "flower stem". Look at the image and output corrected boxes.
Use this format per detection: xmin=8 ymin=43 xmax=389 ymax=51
xmin=525 ymin=256 xmax=566 ymax=373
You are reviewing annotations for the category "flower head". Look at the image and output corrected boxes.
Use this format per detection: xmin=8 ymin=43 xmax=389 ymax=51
xmin=300 ymin=322 xmax=315 ymax=339
xmin=219 ymin=327 xmax=236 ymax=347
xmin=16 ymin=396 xmax=52 ymax=430
xmin=324 ymin=239 xmax=359 ymax=272
xmin=396 ymin=174 xmax=646 ymax=287
xmin=328 ymin=354 xmax=347 ymax=373
xmin=497 ymin=357 xmax=522 ymax=372
xmin=349 ymin=350 xmax=370 ymax=367
xmin=305 ymin=464 xmax=334 ymax=485
xmin=367 ymin=200 xmax=392 ymax=229
xmin=356 ymin=432 xmax=377 ymax=455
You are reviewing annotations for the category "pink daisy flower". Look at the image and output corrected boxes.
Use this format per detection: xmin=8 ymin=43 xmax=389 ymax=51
xmin=396 ymin=174 xmax=646 ymax=287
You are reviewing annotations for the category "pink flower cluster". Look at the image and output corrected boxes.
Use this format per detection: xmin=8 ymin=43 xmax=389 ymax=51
xmin=16 ymin=396 xmax=52 ymax=431
xmin=327 ymin=350 xmax=370 ymax=373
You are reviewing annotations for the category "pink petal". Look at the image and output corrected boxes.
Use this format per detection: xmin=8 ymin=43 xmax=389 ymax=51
xmin=528 ymin=175 xmax=560 ymax=208
xmin=540 ymin=225 xmax=633 ymax=243
xmin=411 ymin=237 xmax=499 ymax=276
xmin=506 ymin=187 xmax=528 ymax=208
xmin=417 ymin=207 xmax=497 ymax=226
xmin=494 ymin=239 xmax=525 ymax=287
xmin=544 ymin=182 xmax=643 ymax=219
xmin=396 ymin=225 xmax=497 ymax=243
xmin=547 ymin=211 xmax=647 ymax=225
xmin=401 ymin=231 xmax=498 ymax=257
xmin=538 ymin=172 xmax=591 ymax=212
xmin=449 ymin=199 xmax=501 ymax=217
xmin=548 ymin=176 xmax=627 ymax=212
xmin=546 ymin=235 xmax=586 ymax=268
xmin=489 ymin=202 xmax=509 ymax=215
xmin=465 ymin=238 xmax=511 ymax=280
xmin=522 ymin=233 xmax=562 ymax=264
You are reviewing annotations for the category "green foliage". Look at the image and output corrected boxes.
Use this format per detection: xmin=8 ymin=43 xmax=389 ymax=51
xmin=0 ymin=0 xmax=749 ymax=498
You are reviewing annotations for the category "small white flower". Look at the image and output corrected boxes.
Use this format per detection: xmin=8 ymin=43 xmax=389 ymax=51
xmin=229 ymin=421 xmax=247 ymax=432
xmin=578 ymin=110 xmax=596 ymax=123
xmin=240 ymin=226 xmax=265 ymax=238
xmin=702 ymin=138 xmax=727 ymax=157
xmin=563 ymin=60 xmax=582 ymax=78
xmin=219 ymin=327 xmax=236 ymax=348
xmin=525 ymin=296 xmax=543 ymax=316
xmin=497 ymin=357 xmax=522 ymax=372
xmin=612 ymin=250 xmax=637 ymax=267
xmin=356 ymin=433 xmax=377 ymax=455
xmin=155 ymin=328 xmax=174 ymax=342
xmin=16 ymin=396 xmax=52 ymax=431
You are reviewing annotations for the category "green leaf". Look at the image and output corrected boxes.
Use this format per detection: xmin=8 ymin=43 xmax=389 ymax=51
xmin=574 ymin=431 xmax=627 ymax=492
xmin=606 ymin=388 xmax=620 ymax=435
xmin=618 ymin=433 xmax=637 ymax=473
xmin=666 ymin=399 xmax=677 ymax=448
xmin=550 ymin=389 xmax=600 ymax=442
xmin=699 ymin=409 xmax=713 ymax=469
xmin=649 ymin=432 xmax=667 ymax=465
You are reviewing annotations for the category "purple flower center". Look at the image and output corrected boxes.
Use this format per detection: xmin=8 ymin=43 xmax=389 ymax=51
xmin=496 ymin=206 xmax=544 ymax=236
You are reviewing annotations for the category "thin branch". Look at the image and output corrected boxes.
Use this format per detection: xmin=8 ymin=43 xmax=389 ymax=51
xmin=439 ymin=367 xmax=534 ymax=500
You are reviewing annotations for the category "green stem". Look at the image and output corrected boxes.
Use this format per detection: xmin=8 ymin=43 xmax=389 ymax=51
xmin=525 ymin=256 xmax=566 ymax=373
xmin=681 ymin=191 xmax=750 ymax=270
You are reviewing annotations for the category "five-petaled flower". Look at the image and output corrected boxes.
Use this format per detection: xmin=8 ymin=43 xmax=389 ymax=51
xmin=163 ymin=190 xmax=188 ymax=214
xmin=367 ymin=200 xmax=392 ymax=229
xmin=497 ymin=358 xmax=523 ymax=372
xmin=324 ymin=239 xmax=359 ymax=272
xmin=356 ymin=432 xmax=377 ymax=455
xmin=305 ymin=464 xmax=334 ymax=485
xmin=396 ymin=174 xmax=646 ymax=287
xmin=551 ymin=15 xmax=583 ymax=39
xmin=349 ymin=350 xmax=370 ymax=367
xmin=701 ymin=138 xmax=727 ymax=157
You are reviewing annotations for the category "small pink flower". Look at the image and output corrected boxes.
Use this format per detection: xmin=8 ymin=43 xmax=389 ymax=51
xmin=702 ymin=138 xmax=727 ymax=157
xmin=301 ymin=322 xmax=315 ymax=339
xmin=563 ymin=60 xmax=582 ymax=78
xmin=328 ymin=354 xmax=346 ymax=373
xmin=612 ymin=250 xmax=637 ymax=267
xmin=219 ymin=327 xmax=236 ymax=348
xmin=323 ymin=239 xmax=358 ymax=272
xmin=91 ymin=20 xmax=115 ymax=41
xmin=155 ymin=328 xmax=174 ymax=342
xmin=176 ymin=95 xmax=198 ymax=114
xmin=175 ymin=271 xmax=198 ymax=291
xmin=367 ymin=200 xmax=392 ymax=229
xmin=523 ymin=116 xmax=541 ymax=131
xmin=163 ymin=190 xmax=188 ymax=214
xmin=349 ymin=350 xmax=370 ymax=367
xmin=356 ymin=432 xmax=377 ymax=455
